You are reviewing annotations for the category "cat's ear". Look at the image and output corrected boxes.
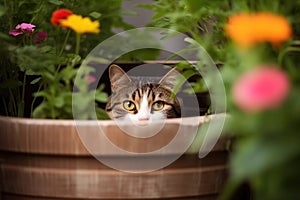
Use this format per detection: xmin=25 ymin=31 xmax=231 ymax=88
xmin=158 ymin=68 xmax=179 ymax=90
xmin=109 ymin=64 xmax=131 ymax=92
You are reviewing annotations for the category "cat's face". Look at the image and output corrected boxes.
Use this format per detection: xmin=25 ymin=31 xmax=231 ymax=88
xmin=106 ymin=64 xmax=181 ymax=122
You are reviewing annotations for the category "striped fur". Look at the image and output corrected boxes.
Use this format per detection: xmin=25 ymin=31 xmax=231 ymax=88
xmin=106 ymin=65 xmax=181 ymax=121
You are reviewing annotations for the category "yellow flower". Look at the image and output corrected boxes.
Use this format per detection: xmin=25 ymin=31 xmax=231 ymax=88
xmin=60 ymin=14 xmax=100 ymax=34
xmin=225 ymin=12 xmax=292 ymax=47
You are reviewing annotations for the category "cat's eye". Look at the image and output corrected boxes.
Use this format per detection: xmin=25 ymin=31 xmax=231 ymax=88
xmin=152 ymin=101 xmax=165 ymax=111
xmin=123 ymin=100 xmax=136 ymax=111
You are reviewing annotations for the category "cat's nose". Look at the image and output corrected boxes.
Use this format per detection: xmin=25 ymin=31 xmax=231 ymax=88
xmin=139 ymin=116 xmax=149 ymax=121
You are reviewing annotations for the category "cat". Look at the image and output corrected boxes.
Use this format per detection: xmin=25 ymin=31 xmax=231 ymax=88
xmin=106 ymin=64 xmax=181 ymax=122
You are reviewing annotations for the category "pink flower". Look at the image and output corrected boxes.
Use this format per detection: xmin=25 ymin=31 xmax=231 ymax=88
xmin=9 ymin=23 xmax=36 ymax=36
xmin=86 ymin=75 xmax=96 ymax=84
xmin=16 ymin=23 xmax=36 ymax=31
xmin=232 ymin=66 xmax=290 ymax=113
xmin=9 ymin=29 xmax=23 ymax=36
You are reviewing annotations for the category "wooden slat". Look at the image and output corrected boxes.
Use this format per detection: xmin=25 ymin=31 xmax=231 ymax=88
xmin=0 ymin=115 xmax=228 ymax=199
xmin=0 ymin=153 xmax=227 ymax=199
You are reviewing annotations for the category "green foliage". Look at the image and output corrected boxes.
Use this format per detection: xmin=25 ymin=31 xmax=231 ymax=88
xmin=0 ymin=0 xmax=134 ymax=57
xmin=141 ymin=0 xmax=300 ymax=199
xmin=137 ymin=0 xmax=231 ymax=63
xmin=0 ymin=0 xmax=135 ymax=119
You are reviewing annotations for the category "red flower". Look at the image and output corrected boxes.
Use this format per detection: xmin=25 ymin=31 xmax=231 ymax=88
xmin=232 ymin=66 xmax=290 ymax=113
xmin=34 ymin=31 xmax=48 ymax=44
xmin=51 ymin=9 xmax=73 ymax=26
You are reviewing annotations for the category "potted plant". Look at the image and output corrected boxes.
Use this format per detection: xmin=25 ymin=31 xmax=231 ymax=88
xmin=140 ymin=0 xmax=300 ymax=199
xmin=0 ymin=0 xmax=229 ymax=199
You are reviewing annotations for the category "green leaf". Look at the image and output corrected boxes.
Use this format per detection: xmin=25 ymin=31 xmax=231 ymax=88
xmin=83 ymin=56 xmax=111 ymax=65
xmin=54 ymin=95 xmax=64 ymax=108
xmin=72 ymin=92 xmax=91 ymax=112
xmin=30 ymin=77 xmax=41 ymax=85
xmin=231 ymin=135 xmax=300 ymax=182
xmin=171 ymin=69 xmax=198 ymax=99
xmin=0 ymin=32 xmax=12 ymax=41
xmin=89 ymin=11 xmax=102 ymax=19
xmin=95 ymin=92 xmax=108 ymax=103
xmin=134 ymin=4 xmax=154 ymax=10
xmin=0 ymin=5 xmax=6 ymax=17
xmin=66 ymin=54 xmax=81 ymax=67
xmin=32 ymin=103 xmax=48 ymax=118
xmin=60 ymin=67 xmax=77 ymax=82
xmin=40 ymin=45 xmax=54 ymax=53
xmin=118 ymin=8 xmax=138 ymax=16
xmin=43 ymin=71 xmax=55 ymax=81
xmin=96 ymin=107 xmax=110 ymax=120
xmin=98 ymin=83 xmax=105 ymax=91
xmin=34 ymin=91 xmax=51 ymax=99
xmin=184 ymin=0 xmax=204 ymax=13
xmin=48 ymin=0 xmax=64 ymax=5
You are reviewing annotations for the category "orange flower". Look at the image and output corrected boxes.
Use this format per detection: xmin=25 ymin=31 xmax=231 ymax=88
xmin=225 ymin=12 xmax=292 ymax=47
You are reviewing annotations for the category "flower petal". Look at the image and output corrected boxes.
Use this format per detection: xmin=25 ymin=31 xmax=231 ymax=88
xmin=16 ymin=23 xmax=36 ymax=32
xmin=9 ymin=29 xmax=23 ymax=36
xmin=225 ymin=12 xmax=292 ymax=47
xmin=60 ymin=14 xmax=100 ymax=34
xmin=51 ymin=9 xmax=73 ymax=26
xmin=232 ymin=66 xmax=290 ymax=113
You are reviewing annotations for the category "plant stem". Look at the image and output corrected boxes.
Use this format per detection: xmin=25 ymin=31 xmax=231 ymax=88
xmin=51 ymin=104 xmax=55 ymax=119
xmin=30 ymin=0 xmax=43 ymax=24
xmin=278 ymin=46 xmax=300 ymax=66
xmin=18 ymin=73 xmax=27 ymax=117
xmin=3 ymin=63 xmax=18 ymax=116
xmin=59 ymin=29 xmax=71 ymax=56
xmin=2 ymin=96 xmax=8 ymax=116
xmin=30 ymin=84 xmax=43 ymax=117
xmin=8 ymin=89 xmax=17 ymax=116
xmin=49 ymin=88 xmax=56 ymax=119
xmin=75 ymin=33 xmax=81 ymax=55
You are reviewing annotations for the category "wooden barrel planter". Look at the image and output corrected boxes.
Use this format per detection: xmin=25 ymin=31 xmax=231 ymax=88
xmin=0 ymin=115 xmax=229 ymax=200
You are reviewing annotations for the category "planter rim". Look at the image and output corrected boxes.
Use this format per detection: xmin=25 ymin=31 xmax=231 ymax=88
xmin=0 ymin=113 xmax=227 ymax=155
xmin=0 ymin=113 xmax=226 ymax=125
